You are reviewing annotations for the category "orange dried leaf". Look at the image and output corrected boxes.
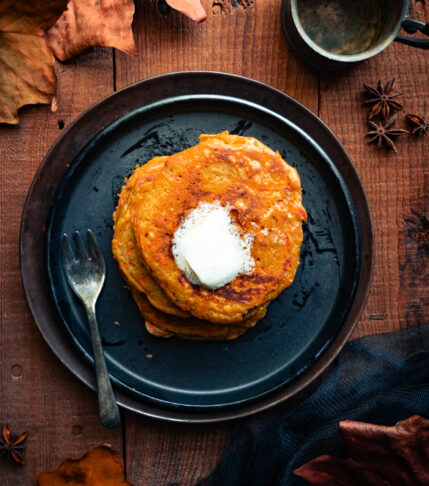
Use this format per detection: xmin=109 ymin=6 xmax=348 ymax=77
xmin=37 ymin=446 xmax=132 ymax=486
xmin=0 ymin=0 xmax=69 ymax=124
xmin=166 ymin=0 xmax=207 ymax=22
xmin=45 ymin=0 xmax=138 ymax=61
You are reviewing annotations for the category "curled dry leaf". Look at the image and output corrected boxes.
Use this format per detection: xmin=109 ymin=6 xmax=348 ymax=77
xmin=45 ymin=0 xmax=138 ymax=61
xmin=0 ymin=0 xmax=69 ymax=124
xmin=294 ymin=415 xmax=429 ymax=486
xmin=166 ymin=0 xmax=207 ymax=22
xmin=37 ymin=446 xmax=132 ymax=485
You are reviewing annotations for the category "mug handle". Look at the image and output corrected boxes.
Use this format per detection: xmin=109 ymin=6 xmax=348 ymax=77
xmin=395 ymin=19 xmax=429 ymax=49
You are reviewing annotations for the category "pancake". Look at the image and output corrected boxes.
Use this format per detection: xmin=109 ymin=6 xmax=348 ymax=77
xmin=132 ymin=132 xmax=307 ymax=324
xmin=144 ymin=319 xmax=242 ymax=340
xmin=144 ymin=321 xmax=173 ymax=338
xmin=112 ymin=158 xmax=189 ymax=317
xmin=114 ymin=157 xmax=266 ymax=321
xmin=130 ymin=288 xmax=266 ymax=340
xmin=113 ymin=156 xmax=167 ymax=224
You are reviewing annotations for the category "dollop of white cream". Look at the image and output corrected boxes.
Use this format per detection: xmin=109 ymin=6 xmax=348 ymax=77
xmin=172 ymin=201 xmax=254 ymax=289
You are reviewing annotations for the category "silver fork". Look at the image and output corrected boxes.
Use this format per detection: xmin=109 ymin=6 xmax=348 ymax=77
xmin=62 ymin=230 xmax=120 ymax=428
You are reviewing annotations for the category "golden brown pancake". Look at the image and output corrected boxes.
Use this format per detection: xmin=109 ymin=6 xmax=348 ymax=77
xmin=112 ymin=158 xmax=189 ymax=317
xmin=132 ymin=132 xmax=307 ymax=324
xmin=144 ymin=321 xmax=173 ymax=338
xmin=113 ymin=156 xmax=167 ymax=224
xmin=130 ymin=288 xmax=266 ymax=340
xmin=113 ymin=156 xmax=266 ymax=321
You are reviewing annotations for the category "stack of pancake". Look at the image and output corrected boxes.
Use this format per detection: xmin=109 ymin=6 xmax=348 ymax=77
xmin=112 ymin=132 xmax=307 ymax=340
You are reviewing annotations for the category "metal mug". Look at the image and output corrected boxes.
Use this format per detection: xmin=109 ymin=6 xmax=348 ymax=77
xmin=282 ymin=0 xmax=429 ymax=70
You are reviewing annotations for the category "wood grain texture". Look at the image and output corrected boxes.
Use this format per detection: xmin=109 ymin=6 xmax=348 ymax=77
xmin=0 ymin=0 xmax=427 ymax=484
xmin=318 ymin=3 xmax=428 ymax=338
xmin=125 ymin=416 xmax=230 ymax=485
xmin=114 ymin=0 xmax=318 ymax=111
xmin=115 ymin=1 xmax=318 ymax=484
xmin=0 ymin=49 xmax=122 ymax=485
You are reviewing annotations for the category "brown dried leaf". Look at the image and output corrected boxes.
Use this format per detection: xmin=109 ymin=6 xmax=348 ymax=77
xmin=294 ymin=415 xmax=429 ymax=486
xmin=166 ymin=0 xmax=207 ymax=22
xmin=37 ymin=446 xmax=132 ymax=486
xmin=45 ymin=0 xmax=138 ymax=61
xmin=0 ymin=0 xmax=69 ymax=124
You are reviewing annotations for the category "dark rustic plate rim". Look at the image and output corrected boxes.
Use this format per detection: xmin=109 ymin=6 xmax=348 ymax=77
xmin=46 ymin=93 xmax=361 ymax=410
xmin=20 ymin=71 xmax=374 ymax=423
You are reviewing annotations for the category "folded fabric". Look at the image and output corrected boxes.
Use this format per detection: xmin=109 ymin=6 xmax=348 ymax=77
xmin=198 ymin=324 xmax=429 ymax=486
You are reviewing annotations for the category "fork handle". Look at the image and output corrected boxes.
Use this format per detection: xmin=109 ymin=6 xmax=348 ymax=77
xmin=86 ymin=305 xmax=120 ymax=428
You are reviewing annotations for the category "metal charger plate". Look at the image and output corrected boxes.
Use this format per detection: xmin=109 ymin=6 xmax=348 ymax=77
xmin=20 ymin=72 xmax=374 ymax=422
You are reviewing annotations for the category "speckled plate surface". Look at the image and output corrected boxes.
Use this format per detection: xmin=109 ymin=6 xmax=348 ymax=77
xmin=21 ymin=72 xmax=373 ymax=422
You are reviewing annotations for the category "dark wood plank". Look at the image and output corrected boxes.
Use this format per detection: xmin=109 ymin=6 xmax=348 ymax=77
xmin=125 ymin=418 xmax=230 ymax=486
xmin=318 ymin=3 xmax=428 ymax=338
xmin=1 ymin=1 xmax=427 ymax=485
xmin=115 ymin=0 xmax=318 ymax=110
xmin=114 ymin=1 xmax=318 ymax=484
xmin=0 ymin=49 xmax=123 ymax=485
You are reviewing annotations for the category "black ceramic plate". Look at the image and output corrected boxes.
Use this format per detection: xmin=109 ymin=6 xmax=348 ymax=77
xmin=22 ymin=72 xmax=373 ymax=421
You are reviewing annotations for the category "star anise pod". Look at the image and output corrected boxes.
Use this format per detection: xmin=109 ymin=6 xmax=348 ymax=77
xmin=366 ymin=115 xmax=408 ymax=153
xmin=407 ymin=112 xmax=428 ymax=136
xmin=0 ymin=424 xmax=27 ymax=464
xmin=363 ymin=79 xmax=403 ymax=119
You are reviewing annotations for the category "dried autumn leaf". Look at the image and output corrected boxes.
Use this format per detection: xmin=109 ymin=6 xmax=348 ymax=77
xmin=166 ymin=0 xmax=207 ymax=22
xmin=294 ymin=415 xmax=429 ymax=486
xmin=0 ymin=0 xmax=69 ymax=124
xmin=45 ymin=0 xmax=138 ymax=61
xmin=37 ymin=446 xmax=132 ymax=486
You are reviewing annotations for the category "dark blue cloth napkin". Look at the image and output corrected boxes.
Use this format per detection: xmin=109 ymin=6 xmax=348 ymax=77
xmin=198 ymin=324 xmax=429 ymax=486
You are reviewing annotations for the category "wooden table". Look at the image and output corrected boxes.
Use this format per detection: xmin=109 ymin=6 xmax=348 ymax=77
xmin=1 ymin=1 xmax=427 ymax=484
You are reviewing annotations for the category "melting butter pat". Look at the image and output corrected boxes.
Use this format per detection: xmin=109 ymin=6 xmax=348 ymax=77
xmin=172 ymin=202 xmax=254 ymax=289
